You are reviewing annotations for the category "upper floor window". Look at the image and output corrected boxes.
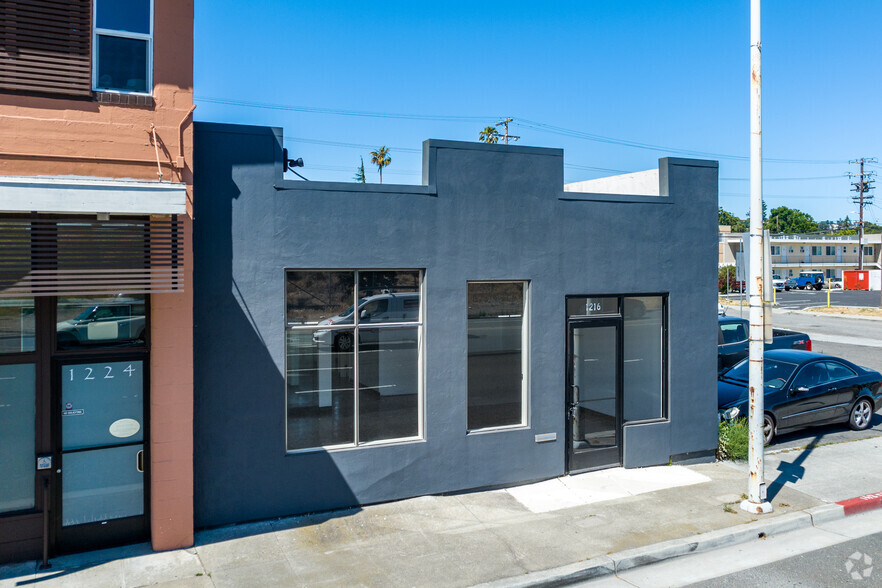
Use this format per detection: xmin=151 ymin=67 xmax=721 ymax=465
xmin=864 ymin=246 xmax=874 ymax=256
xmin=825 ymin=246 xmax=836 ymax=256
xmin=770 ymin=246 xmax=780 ymax=255
xmin=94 ymin=0 xmax=153 ymax=93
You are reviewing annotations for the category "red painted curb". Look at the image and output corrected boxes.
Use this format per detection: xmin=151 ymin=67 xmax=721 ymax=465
xmin=837 ymin=492 xmax=882 ymax=516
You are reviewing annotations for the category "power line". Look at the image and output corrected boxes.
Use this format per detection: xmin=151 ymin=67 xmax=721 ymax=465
xmin=516 ymin=119 xmax=845 ymax=164
xmin=285 ymin=137 xmax=421 ymax=154
xmin=197 ymin=96 xmax=492 ymax=122
xmin=198 ymin=95 xmax=848 ymax=166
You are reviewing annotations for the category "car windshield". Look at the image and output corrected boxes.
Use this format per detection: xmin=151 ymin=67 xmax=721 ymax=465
xmin=723 ymin=358 xmax=798 ymax=390
xmin=338 ymin=298 xmax=369 ymax=318
xmin=73 ymin=306 xmax=98 ymax=321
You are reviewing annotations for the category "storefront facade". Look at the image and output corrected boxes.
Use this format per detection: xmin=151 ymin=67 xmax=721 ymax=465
xmin=192 ymin=123 xmax=720 ymax=528
xmin=0 ymin=0 xmax=194 ymax=563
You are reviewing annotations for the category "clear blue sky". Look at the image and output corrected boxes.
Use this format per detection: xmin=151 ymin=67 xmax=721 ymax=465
xmin=194 ymin=0 xmax=881 ymax=224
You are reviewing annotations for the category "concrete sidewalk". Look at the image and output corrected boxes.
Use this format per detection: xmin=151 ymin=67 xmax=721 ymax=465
xmin=2 ymin=438 xmax=881 ymax=588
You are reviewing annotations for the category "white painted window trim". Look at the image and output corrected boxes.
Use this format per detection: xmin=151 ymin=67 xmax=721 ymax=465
xmin=92 ymin=0 xmax=154 ymax=95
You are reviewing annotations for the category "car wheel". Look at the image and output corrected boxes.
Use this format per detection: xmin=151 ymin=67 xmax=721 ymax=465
xmin=334 ymin=332 xmax=353 ymax=352
xmin=815 ymin=284 xmax=822 ymax=291
xmin=784 ymin=286 xmax=790 ymax=291
xmin=849 ymin=398 xmax=874 ymax=431
xmin=763 ymin=413 xmax=775 ymax=446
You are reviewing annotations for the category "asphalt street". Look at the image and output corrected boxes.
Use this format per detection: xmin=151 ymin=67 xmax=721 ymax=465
xmin=724 ymin=288 xmax=882 ymax=311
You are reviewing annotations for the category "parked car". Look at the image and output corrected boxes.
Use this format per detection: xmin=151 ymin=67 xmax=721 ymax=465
xmin=56 ymin=300 xmax=146 ymax=348
xmin=791 ymin=271 xmax=825 ymax=291
xmin=830 ymin=277 xmax=843 ymax=289
xmin=718 ymin=316 xmax=811 ymax=374
xmin=718 ymin=349 xmax=882 ymax=444
xmin=313 ymin=291 xmax=420 ymax=351
xmin=783 ymin=277 xmax=797 ymax=291
xmin=772 ymin=274 xmax=786 ymax=292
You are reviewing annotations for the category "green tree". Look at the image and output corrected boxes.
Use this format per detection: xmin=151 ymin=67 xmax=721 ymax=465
xmin=354 ymin=157 xmax=366 ymax=183
xmin=478 ymin=126 xmax=499 ymax=143
xmin=370 ymin=146 xmax=391 ymax=184
xmin=718 ymin=207 xmax=748 ymax=232
xmin=765 ymin=206 xmax=817 ymax=234
xmin=719 ymin=264 xmax=738 ymax=294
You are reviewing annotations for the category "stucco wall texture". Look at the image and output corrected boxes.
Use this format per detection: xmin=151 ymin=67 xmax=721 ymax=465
xmin=0 ymin=0 xmax=195 ymax=552
xmin=0 ymin=0 xmax=195 ymax=209
xmin=193 ymin=122 xmax=719 ymax=529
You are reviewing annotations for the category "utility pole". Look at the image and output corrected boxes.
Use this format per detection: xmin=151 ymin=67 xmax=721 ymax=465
xmin=848 ymin=158 xmax=876 ymax=271
xmin=495 ymin=118 xmax=520 ymax=145
xmin=742 ymin=0 xmax=772 ymax=516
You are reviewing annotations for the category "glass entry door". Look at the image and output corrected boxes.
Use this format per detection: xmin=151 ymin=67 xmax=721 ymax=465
xmin=57 ymin=359 xmax=147 ymax=550
xmin=567 ymin=319 xmax=622 ymax=472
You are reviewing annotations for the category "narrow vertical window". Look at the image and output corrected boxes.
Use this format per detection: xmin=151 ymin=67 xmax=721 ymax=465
xmin=622 ymin=296 xmax=666 ymax=422
xmin=467 ymin=281 xmax=527 ymax=430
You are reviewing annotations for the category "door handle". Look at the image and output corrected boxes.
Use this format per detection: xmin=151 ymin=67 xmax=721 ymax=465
xmin=136 ymin=450 xmax=144 ymax=473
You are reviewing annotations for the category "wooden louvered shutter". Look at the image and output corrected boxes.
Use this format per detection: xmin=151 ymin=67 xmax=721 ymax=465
xmin=0 ymin=217 xmax=185 ymax=297
xmin=0 ymin=0 xmax=92 ymax=97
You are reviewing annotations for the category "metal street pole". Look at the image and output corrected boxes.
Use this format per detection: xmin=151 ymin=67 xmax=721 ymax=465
xmin=742 ymin=0 xmax=773 ymax=515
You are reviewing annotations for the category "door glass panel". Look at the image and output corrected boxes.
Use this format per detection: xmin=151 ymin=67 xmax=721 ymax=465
xmin=57 ymin=296 xmax=146 ymax=350
xmin=572 ymin=325 xmax=617 ymax=450
xmin=62 ymin=444 xmax=144 ymax=526
xmin=0 ymin=364 xmax=35 ymax=513
xmin=62 ymin=361 xmax=144 ymax=451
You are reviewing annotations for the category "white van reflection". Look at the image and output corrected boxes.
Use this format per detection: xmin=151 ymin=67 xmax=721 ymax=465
xmin=56 ymin=300 xmax=146 ymax=348
xmin=313 ymin=291 xmax=419 ymax=351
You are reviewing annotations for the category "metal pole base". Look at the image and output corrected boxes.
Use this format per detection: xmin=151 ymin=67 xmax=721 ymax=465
xmin=741 ymin=499 xmax=774 ymax=514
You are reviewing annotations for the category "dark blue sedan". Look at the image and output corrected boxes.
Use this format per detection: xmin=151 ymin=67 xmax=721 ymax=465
xmin=718 ymin=349 xmax=882 ymax=445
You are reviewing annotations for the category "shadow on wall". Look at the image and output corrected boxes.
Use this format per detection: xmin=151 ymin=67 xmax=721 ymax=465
xmin=193 ymin=124 xmax=359 ymax=529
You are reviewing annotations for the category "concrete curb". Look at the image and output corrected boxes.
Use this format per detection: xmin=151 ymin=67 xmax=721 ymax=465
xmin=479 ymin=506 xmax=866 ymax=588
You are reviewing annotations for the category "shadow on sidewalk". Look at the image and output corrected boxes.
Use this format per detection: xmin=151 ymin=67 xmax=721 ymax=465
xmin=766 ymin=432 xmax=825 ymax=500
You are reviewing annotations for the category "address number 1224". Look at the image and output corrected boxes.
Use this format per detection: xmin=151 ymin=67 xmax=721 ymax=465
xmin=69 ymin=364 xmax=137 ymax=381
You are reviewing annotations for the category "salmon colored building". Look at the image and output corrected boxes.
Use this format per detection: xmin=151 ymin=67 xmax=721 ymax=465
xmin=0 ymin=0 xmax=194 ymax=562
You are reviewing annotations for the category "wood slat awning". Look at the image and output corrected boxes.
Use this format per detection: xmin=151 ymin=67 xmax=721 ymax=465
xmin=0 ymin=217 xmax=185 ymax=297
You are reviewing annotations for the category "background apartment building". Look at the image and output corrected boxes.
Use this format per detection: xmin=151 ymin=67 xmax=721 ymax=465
xmin=0 ymin=0 xmax=194 ymax=563
xmin=720 ymin=226 xmax=882 ymax=279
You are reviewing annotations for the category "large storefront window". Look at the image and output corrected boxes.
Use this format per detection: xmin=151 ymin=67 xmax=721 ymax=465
xmin=467 ymin=281 xmax=528 ymax=431
xmin=285 ymin=270 xmax=422 ymax=451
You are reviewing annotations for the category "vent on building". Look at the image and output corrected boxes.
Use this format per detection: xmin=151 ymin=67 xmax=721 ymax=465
xmin=0 ymin=0 xmax=92 ymax=97
xmin=0 ymin=217 xmax=184 ymax=297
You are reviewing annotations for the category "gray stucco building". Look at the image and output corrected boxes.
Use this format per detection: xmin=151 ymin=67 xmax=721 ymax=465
xmin=193 ymin=122 xmax=719 ymax=528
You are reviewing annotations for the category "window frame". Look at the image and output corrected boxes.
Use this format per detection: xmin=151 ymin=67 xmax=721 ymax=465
xmin=465 ymin=280 xmax=531 ymax=434
xmin=92 ymin=0 xmax=154 ymax=95
xmin=565 ymin=293 xmax=669 ymax=425
xmin=283 ymin=269 xmax=425 ymax=453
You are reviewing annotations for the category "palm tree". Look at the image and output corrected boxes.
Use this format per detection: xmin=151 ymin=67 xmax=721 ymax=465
xmin=478 ymin=126 xmax=499 ymax=143
xmin=370 ymin=146 xmax=391 ymax=183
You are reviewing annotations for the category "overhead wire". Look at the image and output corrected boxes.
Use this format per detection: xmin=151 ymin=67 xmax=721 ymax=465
xmin=198 ymin=95 xmax=850 ymax=166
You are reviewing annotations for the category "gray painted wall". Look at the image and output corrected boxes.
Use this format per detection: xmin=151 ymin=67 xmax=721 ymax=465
xmin=193 ymin=122 xmax=719 ymax=528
